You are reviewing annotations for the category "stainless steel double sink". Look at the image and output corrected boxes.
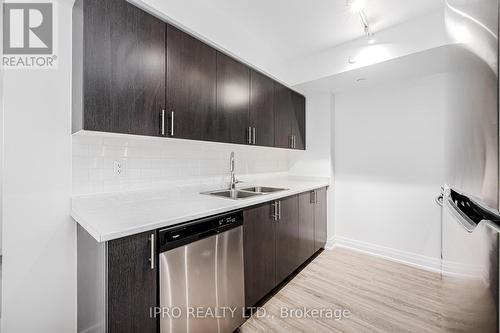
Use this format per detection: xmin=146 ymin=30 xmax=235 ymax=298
xmin=203 ymin=186 xmax=288 ymax=200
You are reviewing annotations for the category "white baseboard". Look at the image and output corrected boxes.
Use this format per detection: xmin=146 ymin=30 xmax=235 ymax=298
xmin=330 ymin=236 xmax=442 ymax=273
xmin=325 ymin=237 xmax=336 ymax=250
xmin=441 ymin=259 xmax=486 ymax=280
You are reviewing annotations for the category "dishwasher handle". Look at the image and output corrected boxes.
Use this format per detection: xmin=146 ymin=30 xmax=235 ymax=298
xmin=199 ymin=229 xmax=217 ymax=239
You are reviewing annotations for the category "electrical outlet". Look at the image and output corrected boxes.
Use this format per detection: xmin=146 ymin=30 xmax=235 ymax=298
xmin=113 ymin=160 xmax=126 ymax=177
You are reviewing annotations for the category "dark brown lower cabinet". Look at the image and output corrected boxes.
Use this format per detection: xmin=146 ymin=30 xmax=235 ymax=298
xmin=108 ymin=231 xmax=157 ymax=333
xmin=314 ymin=188 xmax=328 ymax=252
xmin=77 ymin=227 xmax=157 ymax=333
xmin=243 ymin=188 xmax=327 ymax=307
xmin=298 ymin=192 xmax=316 ymax=263
xmin=243 ymin=203 xmax=276 ymax=307
xmin=276 ymin=196 xmax=301 ymax=284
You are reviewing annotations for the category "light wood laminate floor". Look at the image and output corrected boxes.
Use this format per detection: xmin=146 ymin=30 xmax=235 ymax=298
xmin=239 ymin=247 xmax=496 ymax=333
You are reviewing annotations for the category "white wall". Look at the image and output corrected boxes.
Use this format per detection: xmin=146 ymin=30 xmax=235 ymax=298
xmin=73 ymin=133 xmax=291 ymax=195
xmin=333 ymin=74 xmax=447 ymax=269
xmin=0 ymin=0 xmax=4 ymax=317
xmin=2 ymin=0 xmax=76 ymax=332
xmin=0 ymin=0 xmax=3 ymax=256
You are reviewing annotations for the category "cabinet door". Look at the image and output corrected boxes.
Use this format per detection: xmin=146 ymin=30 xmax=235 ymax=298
xmin=274 ymin=83 xmax=293 ymax=148
xmin=276 ymin=196 xmax=300 ymax=283
xmin=108 ymin=231 xmax=157 ymax=333
xmin=243 ymin=203 xmax=276 ymax=307
xmin=166 ymin=25 xmax=217 ymax=141
xmin=216 ymin=52 xmax=250 ymax=144
xmin=298 ymin=192 xmax=315 ymax=263
xmin=250 ymin=70 xmax=275 ymax=147
xmin=82 ymin=0 xmax=165 ymax=136
xmin=291 ymin=91 xmax=306 ymax=150
xmin=314 ymin=188 xmax=327 ymax=252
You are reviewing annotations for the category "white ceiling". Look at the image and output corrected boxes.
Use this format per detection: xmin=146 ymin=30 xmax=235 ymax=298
xmin=296 ymin=45 xmax=452 ymax=94
xmin=188 ymin=0 xmax=443 ymax=62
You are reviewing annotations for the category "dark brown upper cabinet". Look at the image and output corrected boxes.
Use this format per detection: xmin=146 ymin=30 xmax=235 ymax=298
xmin=166 ymin=24 xmax=217 ymax=141
xmin=274 ymin=83 xmax=293 ymax=149
xmin=274 ymin=83 xmax=306 ymax=150
xmin=216 ymin=52 xmax=250 ymax=144
xmin=291 ymin=91 xmax=306 ymax=150
xmin=73 ymin=0 xmax=166 ymax=136
xmin=73 ymin=1 xmax=305 ymax=149
xmin=249 ymin=70 xmax=275 ymax=147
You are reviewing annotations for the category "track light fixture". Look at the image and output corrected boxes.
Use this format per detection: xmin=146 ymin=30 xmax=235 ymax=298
xmin=346 ymin=0 xmax=375 ymax=43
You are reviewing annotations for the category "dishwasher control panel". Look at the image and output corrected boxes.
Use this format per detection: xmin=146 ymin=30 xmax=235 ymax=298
xmin=217 ymin=215 xmax=238 ymax=226
xmin=158 ymin=211 xmax=243 ymax=252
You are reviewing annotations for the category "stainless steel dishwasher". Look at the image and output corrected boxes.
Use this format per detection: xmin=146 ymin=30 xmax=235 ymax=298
xmin=158 ymin=211 xmax=245 ymax=333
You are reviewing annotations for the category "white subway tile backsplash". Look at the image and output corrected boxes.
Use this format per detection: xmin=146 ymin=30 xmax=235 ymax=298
xmin=73 ymin=144 xmax=89 ymax=157
xmin=72 ymin=134 xmax=103 ymax=145
xmin=73 ymin=169 xmax=89 ymax=182
xmin=72 ymin=133 xmax=293 ymax=195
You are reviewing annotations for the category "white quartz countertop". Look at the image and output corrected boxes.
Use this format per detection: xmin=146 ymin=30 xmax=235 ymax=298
xmin=71 ymin=177 xmax=330 ymax=242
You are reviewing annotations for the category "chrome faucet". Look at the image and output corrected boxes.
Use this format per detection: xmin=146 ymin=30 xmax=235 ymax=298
xmin=229 ymin=152 xmax=241 ymax=190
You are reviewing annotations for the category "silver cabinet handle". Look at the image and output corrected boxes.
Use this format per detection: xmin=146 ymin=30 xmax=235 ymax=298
xmin=161 ymin=110 xmax=166 ymax=136
xmin=293 ymin=135 xmax=296 ymax=149
xmin=278 ymin=200 xmax=281 ymax=220
xmin=272 ymin=201 xmax=278 ymax=221
xmin=247 ymin=127 xmax=252 ymax=144
xmin=149 ymin=233 xmax=155 ymax=270
xmin=170 ymin=111 xmax=175 ymax=136
xmin=252 ymin=127 xmax=256 ymax=145
xmin=289 ymin=135 xmax=293 ymax=148
xmin=310 ymin=191 xmax=315 ymax=204
xmin=315 ymin=191 xmax=319 ymax=204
